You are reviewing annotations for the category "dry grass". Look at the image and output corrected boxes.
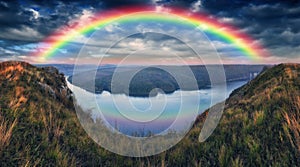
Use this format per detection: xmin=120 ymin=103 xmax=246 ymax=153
xmin=0 ymin=115 xmax=17 ymax=152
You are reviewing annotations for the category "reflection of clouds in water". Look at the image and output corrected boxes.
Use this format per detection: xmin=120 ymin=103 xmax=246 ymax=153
xmin=67 ymin=77 xmax=246 ymax=135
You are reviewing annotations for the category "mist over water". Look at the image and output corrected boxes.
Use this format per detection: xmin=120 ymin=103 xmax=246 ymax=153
xmin=67 ymin=77 xmax=246 ymax=136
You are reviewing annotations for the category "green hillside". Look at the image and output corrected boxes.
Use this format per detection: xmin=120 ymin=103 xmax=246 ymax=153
xmin=0 ymin=61 xmax=299 ymax=166
xmin=169 ymin=63 xmax=300 ymax=166
xmin=0 ymin=61 xmax=112 ymax=166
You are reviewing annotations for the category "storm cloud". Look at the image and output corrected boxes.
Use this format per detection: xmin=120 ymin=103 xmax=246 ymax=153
xmin=0 ymin=0 xmax=299 ymax=63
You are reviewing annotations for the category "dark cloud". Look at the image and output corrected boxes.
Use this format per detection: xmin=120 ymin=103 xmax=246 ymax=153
xmin=154 ymin=0 xmax=197 ymax=7
xmin=101 ymin=0 xmax=150 ymax=8
xmin=0 ymin=0 xmax=102 ymax=42
xmin=0 ymin=0 xmax=299 ymax=62
xmin=186 ymin=1 xmax=300 ymax=59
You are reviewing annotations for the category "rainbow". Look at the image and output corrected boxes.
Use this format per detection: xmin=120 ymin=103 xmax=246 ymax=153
xmin=33 ymin=6 xmax=269 ymax=62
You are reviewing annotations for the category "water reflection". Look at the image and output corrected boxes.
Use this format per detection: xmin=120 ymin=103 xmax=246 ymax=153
xmin=67 ymin=78 xmax=246 ymax=136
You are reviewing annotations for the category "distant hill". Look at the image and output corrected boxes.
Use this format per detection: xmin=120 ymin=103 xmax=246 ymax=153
xmin=68 ymin=65 xmax=266 ymax=97
xmin=0 ymin=61 xmax=299 ymax=166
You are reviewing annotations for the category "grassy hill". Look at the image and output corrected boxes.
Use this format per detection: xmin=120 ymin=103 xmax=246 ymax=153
xmin=168 ymin=63 xmax=300 ymax=166
xmin=0 ymin=61 xmax=299 ymax=166
xmin=0 ymin=61 xmax=112 ymax=166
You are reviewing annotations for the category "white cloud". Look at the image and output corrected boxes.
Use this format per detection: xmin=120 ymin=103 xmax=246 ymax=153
xmin=68 ymin=8 xmax=95 ymax=28
xmin=104 ymin=23 xmax=122 ymax=32
xmin=28 ymin=8 xmax=39 ymax=20
xmin=212 ymin=41 xmax=236 ymax=49
xmin=128 ymin=39 xmax=145 ymax=48
xmin=219 ymin=17 xmax=235 ymax=24
xmin=280 ymin=29 xmax=300 ymax=43
xmin=270 ymin=45 xmax=300 ymax=59
xmin=90 ymin=54 xmax=111 ymax=58
xmin=80 ymin=9 xmax=94 ymax=20
xmin=0 ymin=26 xmax=44 ymax=41
xmin=191 ymin=0 xmax=203 ymax=12
xmin=0 ymin=47 xmax=18 ymax=55
xmin=17 ymin=55 xmax=27 ymax=59
xmin=0 ymin=1 xmax=8 ymax=8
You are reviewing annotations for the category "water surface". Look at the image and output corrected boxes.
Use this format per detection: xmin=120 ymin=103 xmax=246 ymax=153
xmin=67 ymin=78 xmax=246 ymax=136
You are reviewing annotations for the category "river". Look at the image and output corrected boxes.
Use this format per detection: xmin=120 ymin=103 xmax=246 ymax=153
xmin=67 ymin=78 xmax=246 ymax=136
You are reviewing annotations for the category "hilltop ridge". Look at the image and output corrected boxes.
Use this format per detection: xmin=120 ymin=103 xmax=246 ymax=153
xmin=186 ymin=63 xmax=300 ymax=166
xmin=0 ymin=61 xmax=109 ymax=166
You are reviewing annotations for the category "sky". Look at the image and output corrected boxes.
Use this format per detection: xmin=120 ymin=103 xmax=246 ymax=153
xmin=0 ymin=0 xmax=299 ymax=64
